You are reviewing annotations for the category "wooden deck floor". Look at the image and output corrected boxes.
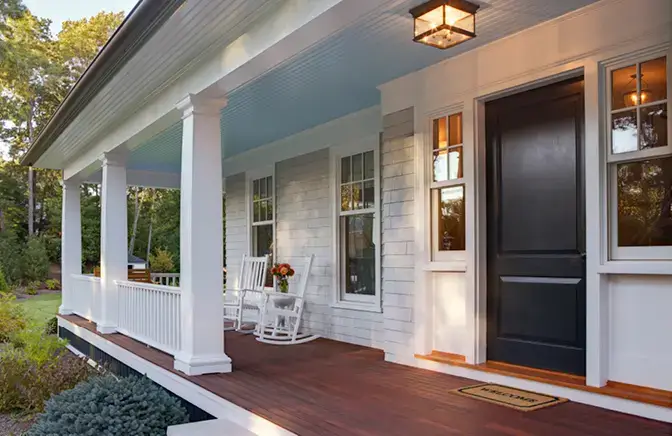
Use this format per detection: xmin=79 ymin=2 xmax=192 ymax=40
xmin=61 ymin=315 xmax=671 ymax=436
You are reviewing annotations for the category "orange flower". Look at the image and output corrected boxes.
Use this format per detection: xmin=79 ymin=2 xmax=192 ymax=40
xmin=280 ymin=266 xmax=289 ymax=276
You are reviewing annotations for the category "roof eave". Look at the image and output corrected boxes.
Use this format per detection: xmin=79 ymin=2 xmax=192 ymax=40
xmin=21 ymin=0 xmax=185 ymax=168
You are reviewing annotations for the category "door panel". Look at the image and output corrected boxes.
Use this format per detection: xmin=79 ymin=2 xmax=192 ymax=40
xmin=486 ymin=77 xmax=586 ymax=376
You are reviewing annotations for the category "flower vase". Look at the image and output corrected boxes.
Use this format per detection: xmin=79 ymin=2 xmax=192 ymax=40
xmin=278 ymin=278 xmax=289 ymax=293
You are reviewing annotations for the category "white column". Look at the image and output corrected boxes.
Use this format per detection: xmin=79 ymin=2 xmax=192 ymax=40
xmin=97 ymin=151 xmax=128 ymax=334
xmin=173 ymin=93 xmax=231 ymax=375
xmin=59 ymin=179 xmax=82 ymax=315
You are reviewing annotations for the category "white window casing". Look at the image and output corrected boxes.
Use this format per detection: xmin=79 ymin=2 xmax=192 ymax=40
xmin=604 ymin=46 xmax=672 ymax=261
xmin=330 ymin=135 xmax=382 ymax=312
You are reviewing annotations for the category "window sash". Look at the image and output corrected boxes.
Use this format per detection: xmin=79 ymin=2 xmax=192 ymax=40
xmin=606 ymin=55 xmax=670 ymax=164
xmin=334 ymin=146 xmax=380 ymax=308
xmin=606 ymin=52 xmax=672 ymax=260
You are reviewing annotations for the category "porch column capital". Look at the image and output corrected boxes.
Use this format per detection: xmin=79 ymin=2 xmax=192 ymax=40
xmin=176 ymin=93 xmax=227 ymax=119
xmin=99 ymin=149 xmax=128 ymax=168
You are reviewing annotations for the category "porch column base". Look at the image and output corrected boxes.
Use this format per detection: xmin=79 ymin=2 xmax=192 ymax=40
xmin=58 ymin=306 xmax=74 ymax=316
xmin=173 ymin=353 xmax=232 ymax=376
xmin=96 ymin=324 xmax=117 ymax=335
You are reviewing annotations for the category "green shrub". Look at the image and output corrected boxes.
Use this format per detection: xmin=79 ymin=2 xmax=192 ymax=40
xmin=44 ymin=279 xmax=60 ymax=290
xmin=29 ymin=375 xmax=189 ymax=435
xmin=21 ymin=238 xmax=49 ymax=283
xmin=44 ymin=317 xmax=58 ymax=336
xmin=0 ymin=293 xmax=26 ymax=343
xmin=0 ymin=350 xmax=93 ymax=413
xmin=10 ymin=327 xmax=67 ymax=366
xmin=149 ymin=248 xmax=174 ymax=273
xmin=0 ymin=268 xmax=9 ymax=293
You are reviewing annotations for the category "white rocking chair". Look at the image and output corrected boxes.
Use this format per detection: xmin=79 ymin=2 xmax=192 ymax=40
xmin=256 ymin=255 xmax=318 ymax=345
xmin=223 ymin=254 xmax=268 ymax=333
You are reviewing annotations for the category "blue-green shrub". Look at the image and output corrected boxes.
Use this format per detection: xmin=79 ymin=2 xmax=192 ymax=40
xmin=29 ymin=375 xmax=189 ymax=435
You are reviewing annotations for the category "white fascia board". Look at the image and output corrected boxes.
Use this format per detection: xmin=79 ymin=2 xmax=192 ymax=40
xmin=62 ymin=0 xmax=391 ymax=181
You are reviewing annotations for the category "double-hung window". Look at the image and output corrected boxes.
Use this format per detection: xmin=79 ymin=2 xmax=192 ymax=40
xmin=251 ymin=175 xmax=274 ymax=269
xmin=430 ymin=112 xmax=466 ymax=261
xmin=334 ymin=145 xmax=380 ymax=310
xmin=607 ymin=53 xmax=671 ymax=260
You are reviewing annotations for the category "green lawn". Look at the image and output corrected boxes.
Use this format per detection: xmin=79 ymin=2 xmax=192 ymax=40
xmin=18 ymin=293 xmax=62 ymax=325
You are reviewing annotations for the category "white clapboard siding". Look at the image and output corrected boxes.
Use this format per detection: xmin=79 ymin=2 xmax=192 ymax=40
xmin=116 ymin=280 xmax=181 ymax=356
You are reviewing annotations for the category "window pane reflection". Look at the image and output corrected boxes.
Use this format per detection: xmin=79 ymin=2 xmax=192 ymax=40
xmin=641 ymin=57 xmax=667 ymax=103
xmin=341 ymin=214 xmax=375 ymax=296
xmin=640 ymin=104 xmax=668 ymax=150
xmin=617 ymin=157 xmax=672 ymax=247
xmin=448 ymin=146 xmax=463 ymax=180
xmin=433 ymin=149 xmax=447 ymax=182
xmin=437 ymin=185 xmax=465 ymax=251
xmin=612 ymin=64 xmax=637 ymax=110
xmin=612 ymin=110 xmax=638 ymax=154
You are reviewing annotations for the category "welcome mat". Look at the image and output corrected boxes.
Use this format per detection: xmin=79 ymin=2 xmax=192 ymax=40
xmin=452 ymin=383 xmax=568 ymax=412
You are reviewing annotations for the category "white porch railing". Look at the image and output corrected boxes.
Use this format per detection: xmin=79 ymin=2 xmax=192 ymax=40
xmin=116 ymin=280 xmax=181 ymax=356
xmin=70 ymin=274 xmax=101 ymax=322
xmin=151 ymin=273 xmax=180 ymax=287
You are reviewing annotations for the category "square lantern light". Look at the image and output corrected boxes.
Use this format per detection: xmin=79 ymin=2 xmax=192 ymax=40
xmin=410 ymin=0 xmax=480 ymax=50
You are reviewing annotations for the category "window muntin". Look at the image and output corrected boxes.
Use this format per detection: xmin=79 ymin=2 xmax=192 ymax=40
xmin=608 ymin=54 xmax=671 ymax=259
xmin=431 ymin=112 xmax=466 ymax=259
xmin=338 ymin=150 xmax=378 ymax=304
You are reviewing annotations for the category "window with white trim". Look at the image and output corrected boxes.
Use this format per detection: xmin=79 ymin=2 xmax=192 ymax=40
xmin=430 ymin=112 xmax=466 ymax=261
xmin=335 ymin=147 xmax=380 ymax=308
xmin=251 ymin=175 xmax=274 ymax=269
xmin=607 ymin=54 xmax=671 ymax=260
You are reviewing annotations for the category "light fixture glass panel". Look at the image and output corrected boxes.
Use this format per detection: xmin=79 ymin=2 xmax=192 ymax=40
xmin=444 ymin=5 xmax=470 ymax=26
xmin=415 ymin=5 xmax=444 ymax=37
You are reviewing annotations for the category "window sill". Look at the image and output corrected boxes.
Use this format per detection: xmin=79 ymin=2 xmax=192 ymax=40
xmin=597 ymin=261 xmax=672 ymax=276
xmin=423 ymin=261 xmax=467 ymax=272
xmin=330 ymin=300 xmax=382 ymax=313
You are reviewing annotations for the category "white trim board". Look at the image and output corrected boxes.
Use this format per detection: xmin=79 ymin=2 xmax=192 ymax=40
xmin=58 ymin=318 xmax=296 ymax=436
xmin=416 ymin=358 xmax=672 ymax=424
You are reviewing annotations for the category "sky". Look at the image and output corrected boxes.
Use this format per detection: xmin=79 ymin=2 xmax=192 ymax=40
xmin=24 ymin=0 xmax=138 ymax=34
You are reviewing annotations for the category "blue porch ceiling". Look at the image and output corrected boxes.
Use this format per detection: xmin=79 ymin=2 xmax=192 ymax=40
xmin=128 ymin=0 xmax=598 ymax=173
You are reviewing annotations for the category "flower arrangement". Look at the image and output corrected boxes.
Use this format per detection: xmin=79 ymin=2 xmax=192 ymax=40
xmin=271 ymin=263 xmax=295 ymax=293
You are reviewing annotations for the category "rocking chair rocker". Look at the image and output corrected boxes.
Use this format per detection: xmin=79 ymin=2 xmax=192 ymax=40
xmin=256 ymin=255 xmax=318 ymax=345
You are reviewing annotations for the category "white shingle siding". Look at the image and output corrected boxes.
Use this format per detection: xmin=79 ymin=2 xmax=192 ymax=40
xmin=381 ymin=107 xmax=415 ymax=364
xmin=224 ymin=173 xmax=247 ymax=288
xmin=275 ymin=149 xmax=384 ymax=348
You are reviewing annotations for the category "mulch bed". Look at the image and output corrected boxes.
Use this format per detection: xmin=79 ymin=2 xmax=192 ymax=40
xmin=0 ymin=413 xmax=36 ymax=436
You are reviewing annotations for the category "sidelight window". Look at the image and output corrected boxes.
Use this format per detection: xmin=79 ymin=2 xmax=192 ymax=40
xmin=250 ymin=174 xmax=274 ymax=282
xmin=431 ymin=112 xmax=466 ymax=260
xmin=607 ymin=54 xmax=671 ymax=260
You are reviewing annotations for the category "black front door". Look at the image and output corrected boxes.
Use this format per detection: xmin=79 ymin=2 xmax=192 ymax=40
xmin=486 ymin=77 xmax=586 ymax=376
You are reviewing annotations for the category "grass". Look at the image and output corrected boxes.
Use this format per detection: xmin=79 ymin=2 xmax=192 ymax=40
xmin=17 ymin=293 xmax=61 ymax=324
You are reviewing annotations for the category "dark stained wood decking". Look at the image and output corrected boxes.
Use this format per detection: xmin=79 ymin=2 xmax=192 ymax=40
xmin=60 ymin=315 xmax=671 ymax=436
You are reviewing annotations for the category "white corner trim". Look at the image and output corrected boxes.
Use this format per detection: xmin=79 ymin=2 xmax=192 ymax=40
xmin=58 ymin=318 xmax=296 ymax=436
xmin=415 ymin=357 xmax=672 ymax=424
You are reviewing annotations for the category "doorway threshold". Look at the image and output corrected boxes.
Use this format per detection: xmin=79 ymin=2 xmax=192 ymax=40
xmin=416 ymin=351 xmax=672 ymax=409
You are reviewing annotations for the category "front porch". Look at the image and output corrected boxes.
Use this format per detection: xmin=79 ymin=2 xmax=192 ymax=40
xmin=58 ymin=314 xmax=669 ymax=436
